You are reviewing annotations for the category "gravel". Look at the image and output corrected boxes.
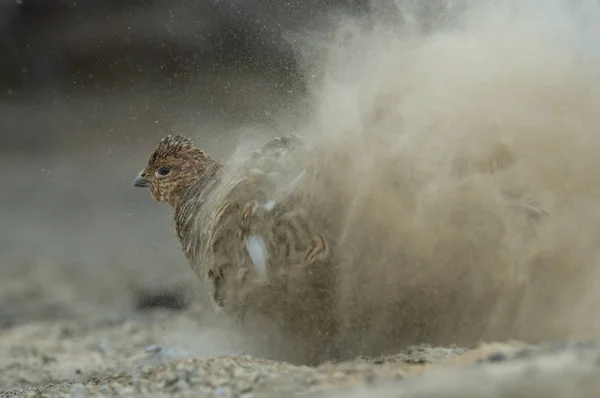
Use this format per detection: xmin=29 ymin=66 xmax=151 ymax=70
xmin=1 ymin=307 xmax=598 ymax=398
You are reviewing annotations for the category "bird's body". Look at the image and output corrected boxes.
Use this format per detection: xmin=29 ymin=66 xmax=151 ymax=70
xmin=134 ymin=134 xmax=335 ymax=336
xmin=134 ymin=133 xmax=550 ymax=365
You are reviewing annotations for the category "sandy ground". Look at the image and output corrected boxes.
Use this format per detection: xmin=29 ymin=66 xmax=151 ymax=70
xmin=1 ymin=310 xmax=600 ymax=397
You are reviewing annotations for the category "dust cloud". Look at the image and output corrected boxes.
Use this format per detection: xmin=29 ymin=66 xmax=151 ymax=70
xmin=227 ymin=0 xmax=600 ymax=362
xmin=4 ymin=0 xmax=600 ymax=371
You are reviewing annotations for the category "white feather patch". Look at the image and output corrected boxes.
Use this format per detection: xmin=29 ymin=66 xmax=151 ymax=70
xmin=264 ymin=200 xmax=276 ymax=212
xmin=246 ymin=235 xmax=268 ymax=278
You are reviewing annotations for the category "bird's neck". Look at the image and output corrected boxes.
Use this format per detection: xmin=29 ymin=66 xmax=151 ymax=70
xmin=171 ymin=160 xmax=223 ymax=270
xmin=173 ymin=161 xmax=223 ymax=211
xmin=172 ymin=159 xmax=224 ymax=245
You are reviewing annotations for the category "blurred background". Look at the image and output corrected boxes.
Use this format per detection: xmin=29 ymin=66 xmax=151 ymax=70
xmin=0 ymin=0 xmax=459 ymax=330
xmin=0 ymin=0 xmax=371 ymax=328
xmin=0 ymin=0 xmax=384 ymax=330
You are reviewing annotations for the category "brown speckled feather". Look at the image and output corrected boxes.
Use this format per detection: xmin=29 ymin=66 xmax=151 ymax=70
xmin=134 ymin=133 xmax=333 ymax=319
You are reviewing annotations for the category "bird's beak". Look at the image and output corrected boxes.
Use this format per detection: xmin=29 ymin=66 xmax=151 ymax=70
xmin=133 ymin=175 xmax=150 ymax=188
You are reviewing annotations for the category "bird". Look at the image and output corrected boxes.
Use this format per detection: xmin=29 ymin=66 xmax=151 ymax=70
xmin=133 ymin=133 xmax=551 ymax=364
xmin=132 ymin=134 xmax=336 ymax=337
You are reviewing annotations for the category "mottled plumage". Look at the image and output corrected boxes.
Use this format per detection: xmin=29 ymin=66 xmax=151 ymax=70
xmin=133 ymin=133 xmax=552 ymax=366
xmin=133 ymin=134 xmax=332 ymax=322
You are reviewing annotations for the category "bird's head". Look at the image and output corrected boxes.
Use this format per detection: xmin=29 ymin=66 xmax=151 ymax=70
xmin=133 ymin=134 xmax=216 ymax=207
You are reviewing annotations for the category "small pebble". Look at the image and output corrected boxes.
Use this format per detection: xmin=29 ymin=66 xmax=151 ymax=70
xmin=487 ymin=353 xmax=508 ymax=363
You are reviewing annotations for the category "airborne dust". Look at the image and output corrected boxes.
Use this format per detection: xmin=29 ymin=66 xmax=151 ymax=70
xmin=223 ymin=0 xmax=600 ymax=363
xmin=4 ymin=0 xmax=600 ymax=370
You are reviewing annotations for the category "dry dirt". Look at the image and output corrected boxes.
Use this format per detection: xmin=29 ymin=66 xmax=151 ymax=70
xmin=3 ymin=310 xmax=600 ymax=398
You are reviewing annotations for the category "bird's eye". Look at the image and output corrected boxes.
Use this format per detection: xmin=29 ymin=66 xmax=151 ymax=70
xmin=157 ymin=166 xmax=171 ymax=176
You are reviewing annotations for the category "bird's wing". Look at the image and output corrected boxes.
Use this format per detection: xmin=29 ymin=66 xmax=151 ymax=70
xmin=249 ymin=133 xmax=305 ymax=165
xmin=237 ymin=133 xmax=331 ymax=275
xmin=201 ymin=168 xmax=274 ymax=312
xmin=202 ymin=134 xmax=332 ymax=316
